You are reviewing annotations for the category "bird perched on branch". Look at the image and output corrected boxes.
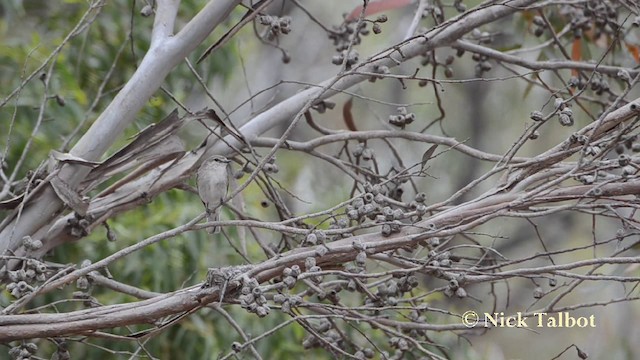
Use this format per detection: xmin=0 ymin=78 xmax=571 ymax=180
xmin=197 ymin=155 xmax=231 ymax=233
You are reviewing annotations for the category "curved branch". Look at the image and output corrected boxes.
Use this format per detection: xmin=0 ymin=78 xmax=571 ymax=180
xmin=251 ymin=130 xmax=530 ymax=163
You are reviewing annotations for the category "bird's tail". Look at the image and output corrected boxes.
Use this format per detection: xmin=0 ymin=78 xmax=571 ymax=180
xmin=206 ymin=211 xmax=220 ymax=234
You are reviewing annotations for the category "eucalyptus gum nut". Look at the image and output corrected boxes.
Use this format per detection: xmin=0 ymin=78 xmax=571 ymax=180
xmin=530 ymin=110 xmax=544 ymax=122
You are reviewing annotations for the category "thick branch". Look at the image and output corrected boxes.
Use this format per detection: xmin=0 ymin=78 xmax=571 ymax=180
xmin=3 ymin=178 xmax=640 ymax=341
xmin=0 ymin=0 xmax=242 ymax=254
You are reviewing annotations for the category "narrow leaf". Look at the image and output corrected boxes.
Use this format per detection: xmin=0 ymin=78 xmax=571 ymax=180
xmin=571 ymin=38 xmax=581 ymax=77
xmin=343 ymin=98 xmax=357 ymax=131
xmin=626 ymin=44 xmax=640 ymax=63
xmin=420 ymin=144 xmax=438 ymax=172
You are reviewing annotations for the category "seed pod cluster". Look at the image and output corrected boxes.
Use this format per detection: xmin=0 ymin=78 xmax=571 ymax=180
xmin=364 ymin=274 xmax=419 ymax=308
xmin=572 ymin=1 xmax=621 ymax=41
xmin=530 ymin=110 xmax=544 ymax=122
xmin=3 ymin=258 xmax=49 ymax=299
xmin=589 ymin=74 xmax=610 ymax=95
xmin=302 ymin=328 xmax=343 ymax=350
xmin=352 ymin=142 xmax=375 ymax=161
xmin=22 ymin=235 xmax=43 ymax=252
xmin=239 ymin=277 xmax=271 ymax=317
xmin=354 ymin=348 xmax=376 ymax=359
xmin=304 ymin=257 xmax=323 ymax=283
xmin=369 ymin=64 xmax=390 ymax=82
xmin=617 ymin=154 xmax=630 ymax=167
xmin=67 ymin=213 xmax=94 ymax=238
xmin=259 ymin=15 xmax=292 ymax=41
xmin=328 ymin=14 xmax=387 ymax=55
xmin=423 ymin=3 xmax=445 ymax=22
xmin=553 ymin=98 xmax=574 ymax=126
xmin=331 ymin=50 xmax=360 ymax=69
xmin=443 ymin=275 xmax=467 ymax=298
xmin=8 ymin=343 xmax=38 ymax=360
xmin=582 ymin=145 xmax=601 ymax=157
xmin=263 ymin=155 xmax=279 ymax=173
xmin=388 ymin=107 xmax=415 ymax=129
xmin=558 ymin=107 xmax=574 ymax=126
xmin=470 ymin=51 xmax=492 ymax=77
xmin=453 ymin=0 xmax=466 ymax=13
xmin=344 ymin=182 xmax=431 ymax=238
xmin=532 ymin=15 xmax=546 ymax=37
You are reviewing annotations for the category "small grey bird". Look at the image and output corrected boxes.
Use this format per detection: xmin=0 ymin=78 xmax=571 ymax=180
xmin=196 ymin=155 xmax=231 ymax=233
